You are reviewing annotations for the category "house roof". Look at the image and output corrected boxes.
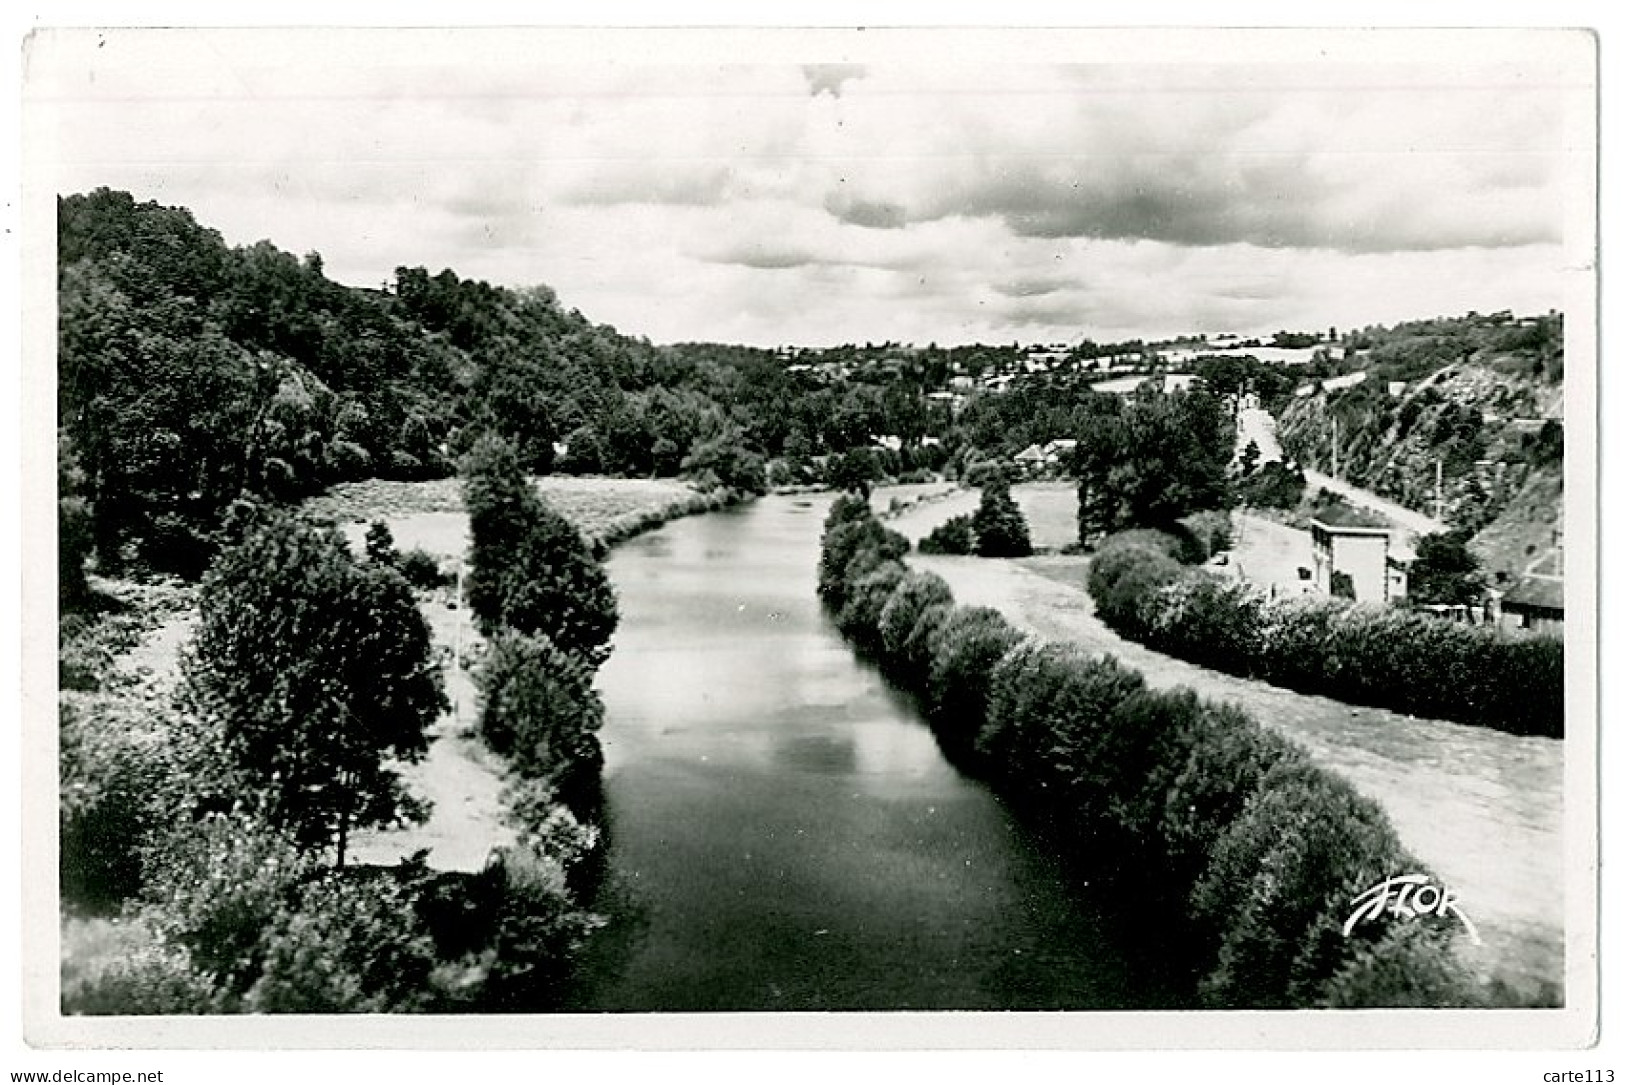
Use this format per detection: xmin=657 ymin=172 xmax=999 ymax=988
xmin=1501 ymin=576 xmax=1564 ymax=612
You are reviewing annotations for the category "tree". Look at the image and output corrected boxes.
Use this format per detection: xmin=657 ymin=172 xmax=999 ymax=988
xmin=364 ymin=520 xmax=398 ymax=566
xmin=972 ymin=479 xmax=1034 ymax=558
xmin=58 ymin=433 xmax=95 ymax=604
xmin=828 ymin=447 xmax=877 ymax=497
xmin=462 ymin=434 xmax=620 ymax=668
xmin=183 ymin=513 xmax=447 ymax=867
xmin=1407 ymin=530 xmax=1486 ymax=606
xmin=680 ymin=430 xmax=768 ymax=495
xmin=1072 ymin=389 xmax=1234 ymax=547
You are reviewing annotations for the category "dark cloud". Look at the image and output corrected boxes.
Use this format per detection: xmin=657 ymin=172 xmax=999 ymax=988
xmin=701 ymin=241 xmax=817 ymax=271
xmin=824 ymin=191 xmax=907 ymax=230
xmin=904 ymin=155 xmax=1559 ymax=254
xmin=803 ymin=64 xmax=867 ymax=99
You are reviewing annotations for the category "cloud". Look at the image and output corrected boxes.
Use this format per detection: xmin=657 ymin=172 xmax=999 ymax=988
xmin=816 ymin=63 xmax=1565 ymax=254
xmin=38 ymin=33 xmax=1581 ymax=347
xmin=802 ymin=64 xmax=867 ymax=98
xmin=823 ymin=190 xmax=907 ymax=229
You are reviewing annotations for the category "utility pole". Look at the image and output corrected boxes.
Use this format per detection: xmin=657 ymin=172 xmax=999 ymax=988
xmin=1331 ymin=416 xmax=1339 ymax=480
xmin=1434 ymin=458 xmax=1444 ymax=523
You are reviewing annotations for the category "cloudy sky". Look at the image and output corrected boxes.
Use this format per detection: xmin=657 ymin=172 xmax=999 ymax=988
xmin=28 ymin=28 xmax=1593 ymax=347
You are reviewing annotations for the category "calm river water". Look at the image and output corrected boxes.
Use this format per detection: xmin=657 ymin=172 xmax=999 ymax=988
xmin=563 ymin=494 xmax=1181 ymax=1011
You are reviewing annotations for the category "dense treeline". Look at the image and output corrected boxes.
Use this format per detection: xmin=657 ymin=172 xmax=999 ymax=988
xmin=1086 ymin=532 xmax=1564 ymax=737
xmin=462 ymin=434 xmax=619 ymax=820
xmin=817 ymin=497 xmax=1489 ymax=1008
xmin=57 ymin=189 xmax=943 ymax=582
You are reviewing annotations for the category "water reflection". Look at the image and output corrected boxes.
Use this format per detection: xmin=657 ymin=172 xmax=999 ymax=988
xmin=565 ymin=494 xmax=1177 ymax=1012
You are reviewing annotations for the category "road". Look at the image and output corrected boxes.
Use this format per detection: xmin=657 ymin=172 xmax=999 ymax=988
xmin=1237 ymin=405 xmax=1448 ymax=545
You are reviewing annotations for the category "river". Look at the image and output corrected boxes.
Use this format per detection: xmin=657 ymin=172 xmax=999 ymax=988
xmin=563 ymin=494 xmax=1184 ymax=1011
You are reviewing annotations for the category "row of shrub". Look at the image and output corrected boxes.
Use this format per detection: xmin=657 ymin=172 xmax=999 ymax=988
xmin=1087 ymin=531 xmax=1564 ymax=737
xmin=817 ymin=495 xmax=1486 ymax=1008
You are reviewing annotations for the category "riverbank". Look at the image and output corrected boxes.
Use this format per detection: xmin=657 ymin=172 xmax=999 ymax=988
xmin=882 ymin=496 xmax=1561 ymax=1001
xmin=61 ymin=475 xmax=747 ymax=877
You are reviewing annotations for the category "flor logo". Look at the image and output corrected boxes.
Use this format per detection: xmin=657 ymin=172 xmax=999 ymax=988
xmin=1343 ymin=873 xmax=1482 ymax=946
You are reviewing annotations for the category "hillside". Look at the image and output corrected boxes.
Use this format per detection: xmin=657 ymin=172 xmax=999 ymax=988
xmin=1275 ymin=314 xmax=1563 ymax=582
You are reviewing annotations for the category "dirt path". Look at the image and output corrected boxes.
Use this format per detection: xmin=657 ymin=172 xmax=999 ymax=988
xmin=886 ymin=501 xmax=1563 ymax=1000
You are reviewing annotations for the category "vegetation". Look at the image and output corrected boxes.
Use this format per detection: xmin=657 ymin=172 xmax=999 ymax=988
xmin=970 ymin=478 xmax=1034 ymax=557
xmin=817 ymin=502 xmax=1488 ymax=1008
xmin=475 ymin=632 xmax=605 ymax=818
xmin=1407 ymin=529 xmax=1488 ymax=606
xmin=184 ymin=511 xmax=447 ymax=866
xmin=1071 ymin=388 xmax=1234 ymax=548
xmin=916 ymin=513 xmax=975 ymax=555
xmin=461 ymin=435 xmax=619 ymax=668
xmin=1085 ymin=532 xmax=1563 ymax=737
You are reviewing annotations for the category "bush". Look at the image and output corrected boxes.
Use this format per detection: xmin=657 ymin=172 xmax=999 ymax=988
xmin=1188 ymin=759 xmax=1425 ymax=1008
xmin=469 ymin=843 xmax=606 ymax=1011
xmin=823 ymin=493 xmax=873 ymax=535
xmin=980 ymin=645 xmax=1146 ymax=808
xmin=814 ymin=509 xmax=1486 ymax=1009
xmin=61 ymin=919 xmax=217 ymax=1015
xmin=397 ymin=547 xmax=450 ymax=591
xmin=876 ymin=570 xmax=954 ymax=666
xmin=836 ymin=561 xmax=909 ymax=646
xmin=817 ymin=516 xmax=908 ymax=610
xmin=1087 ymin=530 xmax=1564 ymax=737
xmin=476 ymin=632 xmax=605 ymax=815
xmin=924 ymin=606 xmax=1025 ymax=755
xmin=364 ymin=520 xmax=398 ymax=565
xmin=1087 ymin=537 xmax=1185 ymax=636
xmin=917 ymin=514 xmax=975 ymax=555
xmin=1176 ymin=510 xmax=1233 ymax=562
xmin=244 ymin=868 xmax=440 ymax=1013
xmin=59 ymin=701 xmax=174 ymax=909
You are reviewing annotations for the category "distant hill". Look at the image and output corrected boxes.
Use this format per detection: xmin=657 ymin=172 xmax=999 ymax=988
xmin=1275 ymin=312 xmax=1563 ymax=584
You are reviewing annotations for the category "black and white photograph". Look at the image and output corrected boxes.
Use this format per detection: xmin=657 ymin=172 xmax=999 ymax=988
xmin=8 ymin=13 xmax=1611 ymax=1073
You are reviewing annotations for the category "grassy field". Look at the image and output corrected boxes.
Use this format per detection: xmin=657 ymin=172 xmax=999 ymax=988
xmin=305 ymin=475 xmax=715 ymax=546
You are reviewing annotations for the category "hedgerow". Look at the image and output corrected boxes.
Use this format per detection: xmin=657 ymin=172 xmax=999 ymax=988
xmin=816 ymin=499 xmax=1488 ymax=1009
xmin=1088 ymin=532 xmax=1563 ymax=736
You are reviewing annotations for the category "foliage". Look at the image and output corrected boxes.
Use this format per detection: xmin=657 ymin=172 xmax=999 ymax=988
xmin=183 ymin=512 xmax=447 ymax=864
xmin=835 ymin=561 xmax=909 ymax=645
xmin=827 ymin=448 xmax=878 ymax=496
xmin=971 ymin=480 xmax=1034 ymax=557
xmin=814 ymin=511 xmax=1488 ymax=1008
xmin=1407 ymin=529 xmax=1487 ymax=606
xmin=364 ymin=519 xmax=398 ymax=565
xmin=917 ymin=513 xmax=975 ymax=555
xmin=467 ymin=843 xmax=606 ymax=1011
xmin=476 ymin=632 xmax=605 ymax=816
xmin=876 ymin=571 xmax=955 ymax=666
xmin=462 ymin=434 xmax=619 ymax=668
xmin=817 ymin=516 xmax=908 ymax=610
xmin=397 ymin=547 xmax=451 ymax=591
xmin=1235 ymin=459 xmax=1307 ymax=509
xmin=59 ymin=434 xmax=95 ymax=603
xmin=1087 ymin=532 xmax=1563 ymax=736
xmin=923 ymin=606 xmax=1025 ymax=754
xmin=680 ymin=430 xmax=768 ymax=495
xmin=59 ymin=700 xmax=174 ymax=908
xmin=1071 ymin=388 xmax=1234 ymax=546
